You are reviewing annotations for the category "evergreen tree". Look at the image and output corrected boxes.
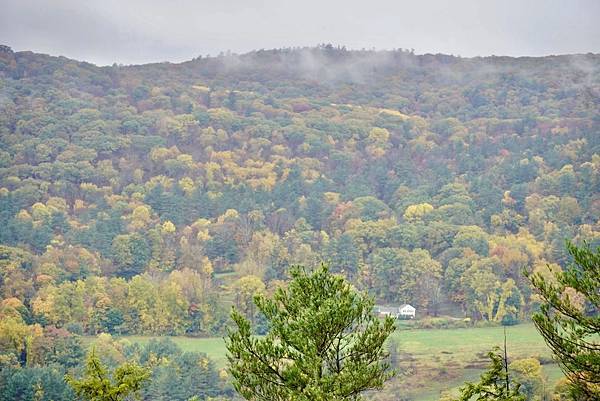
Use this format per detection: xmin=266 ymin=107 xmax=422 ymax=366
xmin=225 ymin=263 xmax=395 ymax=401
xmin=455 ymin=347 xmax=525 ymax=401
xmin=527 ymin=241 xmax=600 ymax=399
xmin=65 ymin=350 xmax=150 ymax=401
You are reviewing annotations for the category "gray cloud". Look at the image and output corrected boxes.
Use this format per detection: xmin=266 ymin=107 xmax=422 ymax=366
xmin=1 ymin=0 xmax=599 ymax=66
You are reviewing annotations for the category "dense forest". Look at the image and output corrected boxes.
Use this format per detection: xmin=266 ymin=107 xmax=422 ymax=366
xmin=0 ymin=44 xmax=598 ymax=400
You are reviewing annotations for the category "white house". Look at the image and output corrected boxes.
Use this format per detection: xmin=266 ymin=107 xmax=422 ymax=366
xmin=398 ymin=304 xmax=416 ymax=319
xmin=374 ymin=304 xmax=416 ymax=319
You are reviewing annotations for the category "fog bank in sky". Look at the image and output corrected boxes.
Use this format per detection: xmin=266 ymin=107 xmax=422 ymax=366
xmin=1 ymin=0 xmax=599 ymax=66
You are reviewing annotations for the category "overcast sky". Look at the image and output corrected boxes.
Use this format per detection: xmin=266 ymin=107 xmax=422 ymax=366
xmin=2 ymin=0 xmax=599 ymax=66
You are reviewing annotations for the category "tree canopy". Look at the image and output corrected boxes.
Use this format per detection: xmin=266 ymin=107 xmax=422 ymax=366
xmin=65 ymin=350 xmax=150 ymax=401
xmin=226 ymin=264 xmax=396 ymax=400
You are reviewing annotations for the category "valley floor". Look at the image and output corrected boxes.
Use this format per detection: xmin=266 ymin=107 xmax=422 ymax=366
xmin=89 ymin=323 xmax=563 ymax=400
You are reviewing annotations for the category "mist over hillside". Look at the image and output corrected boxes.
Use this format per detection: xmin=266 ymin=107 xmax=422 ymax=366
xmin=3 ymin=45 xmax=599 ymax=115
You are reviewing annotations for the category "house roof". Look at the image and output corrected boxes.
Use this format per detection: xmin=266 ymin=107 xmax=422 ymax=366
xmin=399 ymin=304 xmax=415 ymax=310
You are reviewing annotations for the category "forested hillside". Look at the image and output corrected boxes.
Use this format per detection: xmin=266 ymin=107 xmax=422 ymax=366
xmin=1 ymin=45 xmax=599 ymax=337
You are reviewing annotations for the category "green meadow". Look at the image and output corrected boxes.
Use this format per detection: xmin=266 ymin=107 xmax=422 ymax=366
xmin=118 ymin=335 xmax=229 ymax=366
xmin=390 ymin=322 xmax=552 ymax=365
xmin=113 ymin=323 xmax=553 ymax=368
xmin=94 ymin=323 xmax=563 ymax=400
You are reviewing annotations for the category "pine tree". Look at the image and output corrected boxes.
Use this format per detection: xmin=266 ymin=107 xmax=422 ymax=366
xmin=65 ymin=349 xmax=150 ymax=401
xmin=225 ymin=263 xmax=396 ymax=401
xmin=527 ymin=241 xmax=600 ymax=399
xmin=455 ymin=346 xmax=525 ymax=401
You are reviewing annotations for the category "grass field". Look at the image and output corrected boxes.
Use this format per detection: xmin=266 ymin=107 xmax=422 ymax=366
xmin=118 ymin=335 xmax=229 ymax=365
xmin=110 ymin=323 xmax=552 ymax=367
xmin=92 ymin=323 xmax=562 ymax=401
xmin=384 ymin=323 xmax=558 ymax=400
xmin=389 ymin=323 xmax=553 ymax=366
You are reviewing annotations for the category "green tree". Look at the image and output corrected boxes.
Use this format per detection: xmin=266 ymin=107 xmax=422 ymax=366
xmin=225 ymin=263 xmax=395 ymax=401
xmin=0 ymin=366 xmax=74 ymax=401
xmin=456 ymin=347 xmax=525 ymax=401
xmin=526 ymin=241 xmax=600 ymax=398
xmin=65 ymin=350 xmax=150 ymax=401
xmin=111 ymin=234 xmax=150 ymax=279
xmin=327 ymin=233 xmax=361 ymax=278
